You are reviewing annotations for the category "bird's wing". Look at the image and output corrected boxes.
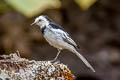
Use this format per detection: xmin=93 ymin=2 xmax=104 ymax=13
xmin=49 ymin=23 xmax=77 ymax=48
xmin=62 ymin=32 xmax=77 ymax=48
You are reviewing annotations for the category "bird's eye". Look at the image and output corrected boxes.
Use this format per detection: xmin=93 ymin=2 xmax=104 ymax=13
xmin=39 ymin=19 xmax=42 ymax=22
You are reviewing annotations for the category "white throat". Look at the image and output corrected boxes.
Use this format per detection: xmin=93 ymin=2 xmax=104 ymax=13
xmin=40 ymin=21 xmax=49 ymax=29
xmin=41 ymin=21 xmax=49 ymax=26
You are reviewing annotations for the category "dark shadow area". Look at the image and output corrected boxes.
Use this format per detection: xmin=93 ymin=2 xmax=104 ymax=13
xmin=76 ymin=75 xmax=99 ymax=80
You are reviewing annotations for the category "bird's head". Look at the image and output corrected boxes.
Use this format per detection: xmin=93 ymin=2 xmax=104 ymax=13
xmin=31 ymin=15 xmax=52 ymax=26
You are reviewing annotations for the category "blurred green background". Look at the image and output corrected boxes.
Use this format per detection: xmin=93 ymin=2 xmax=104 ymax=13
xmin=0 ymin=0 xmax=120 ymax=80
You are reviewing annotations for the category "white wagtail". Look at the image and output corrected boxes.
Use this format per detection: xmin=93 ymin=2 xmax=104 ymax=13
xmin=31 ymin=15 xmax=95 ymax=72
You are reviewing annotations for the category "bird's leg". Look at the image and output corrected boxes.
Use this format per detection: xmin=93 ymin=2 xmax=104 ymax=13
xmin=52 ymin=49 xmax=61 ymax=61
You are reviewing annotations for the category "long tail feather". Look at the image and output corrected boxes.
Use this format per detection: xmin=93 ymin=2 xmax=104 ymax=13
xmin=72 ymin=49 xmax=95 ymax=72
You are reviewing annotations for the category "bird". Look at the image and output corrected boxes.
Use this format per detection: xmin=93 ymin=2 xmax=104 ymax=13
xmin=31 ymin=15 xmax=95 ymax=72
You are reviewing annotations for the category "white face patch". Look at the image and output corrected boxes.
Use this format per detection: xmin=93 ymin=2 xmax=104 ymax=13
xmin=34 ymin=16 xmax=49 ymax=26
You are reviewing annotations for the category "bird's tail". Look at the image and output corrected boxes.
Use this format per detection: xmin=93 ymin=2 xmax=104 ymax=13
xmin=71 ymin=48 xmax=95 ymax=72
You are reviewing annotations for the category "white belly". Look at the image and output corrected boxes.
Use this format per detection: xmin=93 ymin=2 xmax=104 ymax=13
xmin=43 ymin=30 xmax=67 ymax=50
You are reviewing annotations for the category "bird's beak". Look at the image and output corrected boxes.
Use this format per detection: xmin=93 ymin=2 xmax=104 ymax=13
xmin=31 ymin=22 xmax=36 ymax=26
